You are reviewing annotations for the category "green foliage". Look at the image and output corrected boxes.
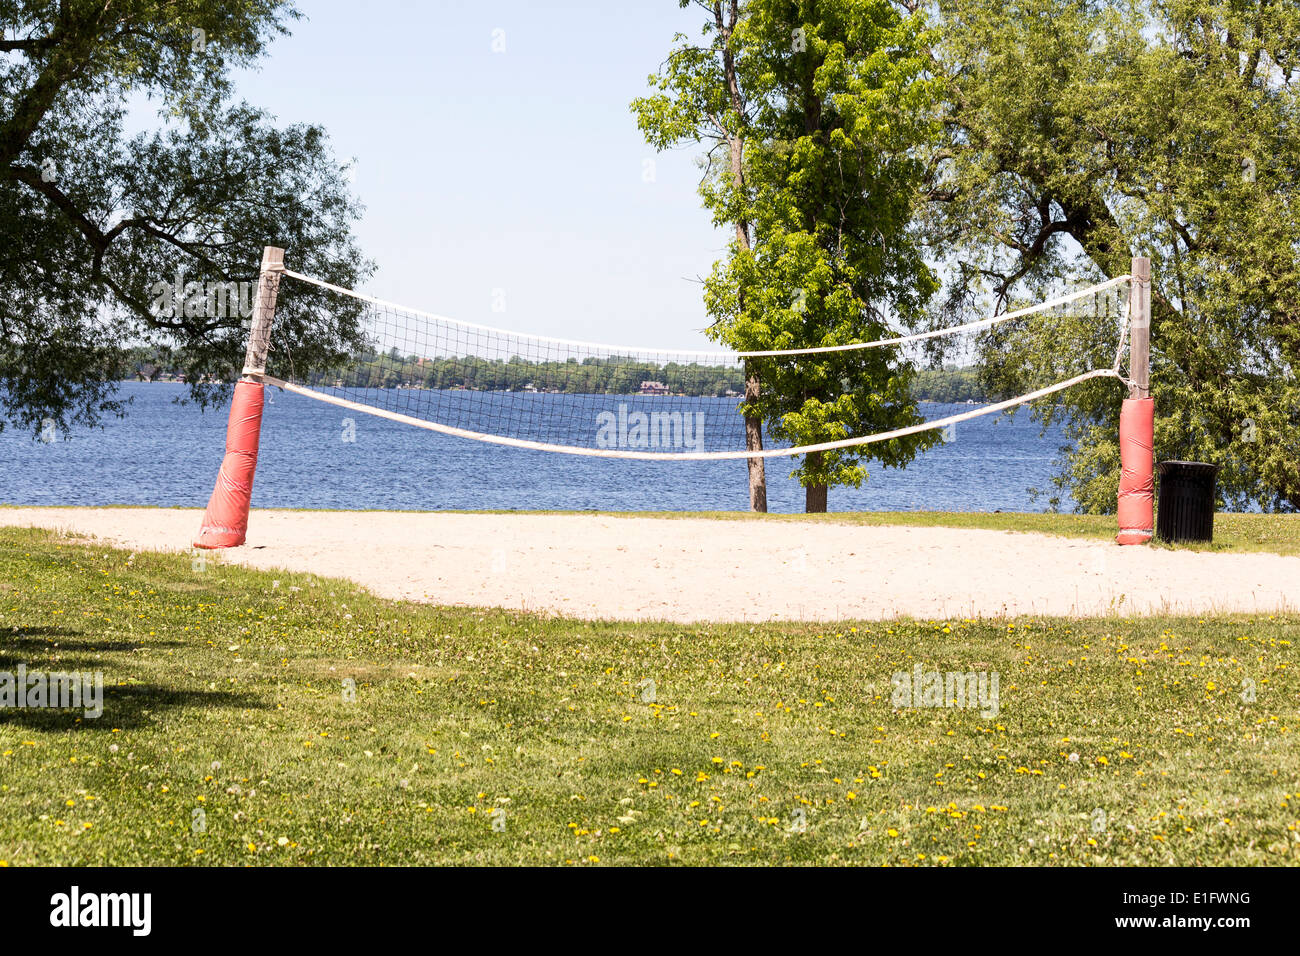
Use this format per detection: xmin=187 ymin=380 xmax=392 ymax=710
xmin=1 ymin=0 xmax=371 ymax=434
xmin=928 ymin=0 xmax=1300 ymax=512
xmin=635 ymin=0 xmax=944 ymax=503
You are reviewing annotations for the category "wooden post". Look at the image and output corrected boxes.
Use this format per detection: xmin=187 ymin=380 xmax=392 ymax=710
xmin=242 ymin=246 xmax=285 ymax=376
xmin=194 ymin=245 xmax=284 ymax=549
xmin=1129 ymin=256 xmax=1150 ymax=399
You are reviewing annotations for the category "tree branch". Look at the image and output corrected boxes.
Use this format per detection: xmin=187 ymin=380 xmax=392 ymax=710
xmin=0 ymin=36 xmax=55 ymax=53
xmin=8 ymin=163 xmax=107 ymax=250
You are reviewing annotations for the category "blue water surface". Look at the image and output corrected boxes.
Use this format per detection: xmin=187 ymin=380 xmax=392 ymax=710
xmin=0 ymin=382 xmax=1076 ymax=513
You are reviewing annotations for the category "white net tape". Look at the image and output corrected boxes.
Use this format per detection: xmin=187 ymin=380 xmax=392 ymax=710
xmin=258 ymin=269 xmax=1132 ymax=461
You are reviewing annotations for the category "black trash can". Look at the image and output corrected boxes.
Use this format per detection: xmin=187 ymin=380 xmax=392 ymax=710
xmin=1156 ymin=461 xmax=1219 ymax=543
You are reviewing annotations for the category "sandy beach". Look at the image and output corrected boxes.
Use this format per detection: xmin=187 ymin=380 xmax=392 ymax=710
xmin=2 ymin=506 xmax=1297 ymax=622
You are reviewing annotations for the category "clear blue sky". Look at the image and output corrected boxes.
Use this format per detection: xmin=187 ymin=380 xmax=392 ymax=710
xmin=225 ymin=0 xmax=724 ymax=351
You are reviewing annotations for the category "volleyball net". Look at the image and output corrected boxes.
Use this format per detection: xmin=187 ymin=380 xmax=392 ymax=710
xmin=194 ymin=246 xmax=1150 ymax=546
xmin=265 ymin=269 xmax=1132 ymax=460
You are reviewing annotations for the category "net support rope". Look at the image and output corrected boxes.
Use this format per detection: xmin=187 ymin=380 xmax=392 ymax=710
xmin=261 ymin=267 xmax=1132 ymax=462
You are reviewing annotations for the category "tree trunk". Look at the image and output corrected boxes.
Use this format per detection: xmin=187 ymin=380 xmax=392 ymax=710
xmin=719 ymin=0 xmax=766 ymax=512
xmin=804 ymin=451 xmax=828 ymax=513
xmin=744 ymin=367 xmax=767 ymax=512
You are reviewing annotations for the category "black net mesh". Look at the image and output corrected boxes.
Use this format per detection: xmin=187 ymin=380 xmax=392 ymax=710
xmin=267 ymin=272 xmax=1132 ymax=459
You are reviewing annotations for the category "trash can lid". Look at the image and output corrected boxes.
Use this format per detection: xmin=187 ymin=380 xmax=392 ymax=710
xmin=1157 ymin=460 xmax=1220 ymax=474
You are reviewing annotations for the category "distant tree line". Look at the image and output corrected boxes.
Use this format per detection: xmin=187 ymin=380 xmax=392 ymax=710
xmin=910 ymin=367 xmax=993 ymax=403
xmin=126 ymin=346 xmax=991 ymax=401
xmin=302 ymin=351 xmax=747 ymax=396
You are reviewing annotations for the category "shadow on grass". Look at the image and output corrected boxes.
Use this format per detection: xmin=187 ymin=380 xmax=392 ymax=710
xmin=0 ymin=628 xmax=186 ymax=674
xmin=0 ymin=683 xmax=265 ymax=731
xmin=2 ymin=624 xmax=260 ymax=729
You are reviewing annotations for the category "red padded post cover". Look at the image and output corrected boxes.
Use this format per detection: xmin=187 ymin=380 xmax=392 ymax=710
xmin=193 ymin=379 xmax=266 ymax=549
xmin=1116 ymin=397 xmax=1154 ymax=545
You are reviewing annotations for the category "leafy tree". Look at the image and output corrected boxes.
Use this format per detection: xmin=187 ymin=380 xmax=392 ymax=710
xmin=636 ymin=0 xmax=943 ymax=512
xmin=1 ymin=0 xmax=371 ymax=434
xmin=926 ymin=0 xmax=1300 ymax=511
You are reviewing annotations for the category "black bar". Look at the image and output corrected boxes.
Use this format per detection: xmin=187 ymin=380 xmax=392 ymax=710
xmin=0 ymin=865 xmax=1280 ymax=941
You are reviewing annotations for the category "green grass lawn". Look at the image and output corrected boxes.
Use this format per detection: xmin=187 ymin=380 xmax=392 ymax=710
xmin=1 ymin=525 xmax=1297 ymax=866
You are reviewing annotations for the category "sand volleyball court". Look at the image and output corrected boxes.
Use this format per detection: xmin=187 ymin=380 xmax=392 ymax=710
xmin=2 ymin=507 xmax=1298 ymax=622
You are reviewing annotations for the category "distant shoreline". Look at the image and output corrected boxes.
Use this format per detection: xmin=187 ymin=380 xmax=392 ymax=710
xmin=113 ymin=379 xmax=994 ymax=406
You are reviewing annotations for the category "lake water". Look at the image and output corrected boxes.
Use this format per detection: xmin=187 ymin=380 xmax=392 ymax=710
xmin=0 ymin=382 xmax=1076 ymax=512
